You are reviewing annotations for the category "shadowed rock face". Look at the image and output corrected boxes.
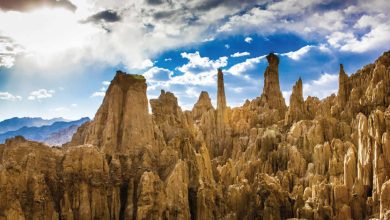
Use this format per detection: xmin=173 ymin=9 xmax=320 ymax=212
xmin=1 ymin=51 xmax=390 ymax=220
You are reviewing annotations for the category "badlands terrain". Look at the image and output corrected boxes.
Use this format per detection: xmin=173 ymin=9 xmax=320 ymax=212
xmin=0 ymin=51 xmax=389 ymax=220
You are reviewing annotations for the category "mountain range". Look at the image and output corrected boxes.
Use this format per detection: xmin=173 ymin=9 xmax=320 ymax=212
xmin=0 ymin=117 xmax=90 ymax=145
xmin=0 ymin=117 xmax=65 ymax=134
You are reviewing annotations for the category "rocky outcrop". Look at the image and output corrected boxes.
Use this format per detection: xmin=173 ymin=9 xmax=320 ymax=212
xmin=1 ymin=51 xmax=390 ymax=220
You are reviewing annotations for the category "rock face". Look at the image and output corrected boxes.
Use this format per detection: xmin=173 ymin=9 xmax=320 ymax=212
xmin=1 ymin=51 xmax=390 ymax=220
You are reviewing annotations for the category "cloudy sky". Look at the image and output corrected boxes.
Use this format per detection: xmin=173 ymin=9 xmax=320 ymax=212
xmin=0 ymin=0 xmax=389 ymax=120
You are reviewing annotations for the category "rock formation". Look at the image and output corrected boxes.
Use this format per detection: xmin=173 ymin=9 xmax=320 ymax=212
xmin=260 ymin=53 xmax=287 ymax=117
xmin=1 ymin=51 xmax=390 ymax=220
xmin=216 ymin=68 xmax=228 ymax=138
xmin=285 ymin=77 xmax=308 ymax=125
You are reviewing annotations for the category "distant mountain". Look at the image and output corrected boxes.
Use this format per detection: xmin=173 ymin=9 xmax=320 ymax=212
xmin=0 ymin=117 xmax=90 ymax=145
xmin=0 ymin=117 xmax=65 ymax=134
xmin=43 ymin=124 xmax=80 ymax=146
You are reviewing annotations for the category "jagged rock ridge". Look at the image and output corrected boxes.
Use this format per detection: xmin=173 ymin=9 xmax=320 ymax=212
xmin=0 ymin=52 xmax=390 ymax=220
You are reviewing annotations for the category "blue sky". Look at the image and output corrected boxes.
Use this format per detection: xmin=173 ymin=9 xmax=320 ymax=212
xmin=0 ymin=0 xmax=389 ymax=120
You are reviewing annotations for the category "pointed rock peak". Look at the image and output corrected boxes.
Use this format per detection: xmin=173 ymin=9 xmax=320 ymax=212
xmin=339 ymin=64 xmax=347 ymax=77
xmin=285 ymin=77 xmax=306 ymax=125
xmin=337 ymin=63 xmax=350 ymax=108
xmin=150 ymin=90 xmax=181 ymax=119
xmin=192 ymin=91 xmax=214 ymax=120
xmin=266 ymin=53 xmax=279 ymax=68
xmin=293 ymin=78 xmax=303 ymax=96
xmin=193 ymin=91 xmax=213 ymax=110
xmin=217 ymin=69 xmax=226 ymax=110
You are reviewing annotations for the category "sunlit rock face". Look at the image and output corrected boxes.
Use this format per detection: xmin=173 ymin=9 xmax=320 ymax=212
xmin=0 ymin=51 xmax=390 ymax=220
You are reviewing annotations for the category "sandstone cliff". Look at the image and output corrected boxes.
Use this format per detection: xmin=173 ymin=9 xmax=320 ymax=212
xmin=0 ymin=51 xmax=390 ymax=220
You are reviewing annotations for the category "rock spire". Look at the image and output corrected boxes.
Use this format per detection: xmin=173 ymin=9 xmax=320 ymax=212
xmin=285 ymin=77 xmax=307 ymax=125
xmin=337 ymin=64 xmax=350 ymax=108
xmin=260 ymin=53 xmax=287 ymax=116
xmin=216 ymin=69 xmax=228 ymax=138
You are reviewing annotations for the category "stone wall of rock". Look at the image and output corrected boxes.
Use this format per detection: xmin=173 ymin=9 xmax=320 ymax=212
xmin=1 ymin=51 xmax=389 ymax=220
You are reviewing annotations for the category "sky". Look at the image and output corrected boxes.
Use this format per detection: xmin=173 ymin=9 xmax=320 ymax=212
xmin=0 ymin=0 xmax=389 ymax=120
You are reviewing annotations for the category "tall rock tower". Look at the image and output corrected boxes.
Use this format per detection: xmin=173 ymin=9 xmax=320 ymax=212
xmin=260 ymin=53 xmax=287 ymax=116
xmin=337 ymin=64 xmax=350 ymax=108
xmin=216 ymin=69 xmax=228 ymax=155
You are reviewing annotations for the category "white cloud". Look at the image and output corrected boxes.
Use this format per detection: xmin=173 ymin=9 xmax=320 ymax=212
xmin=178 ymin=51 xmax=227 ymax=75
xmin=185 ymin=87 xmax=199 ymax=98
xmin=244 ymin=37 xmax=253 ymax=43
xmin=231 ymin=51 xmax=250 ymax=58
xmin=281 ymin=45 xmax=314 ymax=60
xmin=28 ymin=89 xmax=55 ymax=100
xmin=224 ymin=44 xmax=230 ymax=49
xmin=71 ymin=103 xmax=77 ymax=107
xmin=232 ymin=87 xmax=243 ymax=93
xmin=102 ymin=81 xmax=110 ymax=86
xmin=303 ymin=73 xmax=338 ymax=99
xmin=202 ymin=37 xmax=215 ymax=42
xmin=164 ymin=58 xmax=172 ymax=61
xmin=336 ymin=14 xmax=390 ymax=53
xmin=143 ymin=66 xmax=173 ymax=82
xmin=144 ymin=51 xmax=228 ymax=94
xmin=132 ymin=59 xmax=154 ymax=69
xmin=0 ymin=92 xmax=22 ymax=101
xmin=227 ymin=55 xmax=266 ymax=76
xmin=217 ymin=1 xmax=389 ymax=54
xmin=282 ymin=90 xmax=291 ymax=106
xmin=0 ymin=37 xmax=24 ymax=68
xmin=91 ymin=91 xmax=105 ymax=97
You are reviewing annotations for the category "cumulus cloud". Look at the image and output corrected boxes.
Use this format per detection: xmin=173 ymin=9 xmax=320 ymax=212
xmin=231 ymin=51 xmax=250 ymax=58
xmin=84 ymin=10 xmax=121 ymax=23
xmin=0 ymin=0 xmax=76 ymax=12
xmin=329 ymin=14 xmax=390 ymax=53
xmin=227 ymin=55 xmax=266 ymax=76
xmin=0 ymin=36 xmax=23 ymax=68
xmin=28 ymin=89 xmax=55 ymax=100
xmin=0 ymin=92 xmax=22 ymax=101
xmin=144 ymin=66 xmax=173 ymax=82
xmin=303 ymin=73 xmax=338 ymax=99
xmin=178 ymin=51 xmax=227 ymax=75
xmin=144 ymin=51 xmax=228 ymax=91
xmin=217 ymin=0 xmax=389 ymax=53
xmin=244 ymin=37 xmax=252 ymax=43
xmin=281 ymin=45 xmax=314 ymax=60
